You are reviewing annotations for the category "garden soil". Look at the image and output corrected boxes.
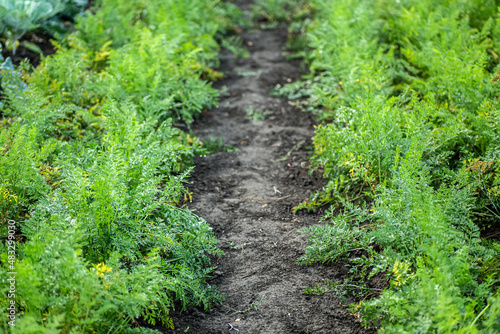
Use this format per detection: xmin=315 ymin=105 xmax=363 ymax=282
xmin=163 ymin=1 xmax=376 ymax=333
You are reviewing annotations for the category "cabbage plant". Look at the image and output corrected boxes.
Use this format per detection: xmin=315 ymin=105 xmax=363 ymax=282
xmin=0 ymin=0 xmax=65 ymax=54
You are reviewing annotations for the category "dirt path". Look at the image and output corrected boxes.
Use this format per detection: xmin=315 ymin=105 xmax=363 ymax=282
xmin=166 ymin=2 xmax=373 ymax=333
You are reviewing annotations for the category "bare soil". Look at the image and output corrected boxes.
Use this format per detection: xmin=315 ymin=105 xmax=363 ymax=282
xmin=2 ymin=32 xmax=56 ymax=67
xmin=161 ymin=2 xmax=376 ymax=333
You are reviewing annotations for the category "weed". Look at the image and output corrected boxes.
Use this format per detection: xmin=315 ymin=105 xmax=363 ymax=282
xmin=222 ymin=36 xmax=250 ymax=59
xmin=197 ymin=135 xmax=238 ymax=155
xmin=246 ymin=106 xmax=270 ymax=121
xmin=224 ymin=295 xmax=266 ymax=314
xmin=227 ymin=241 xmax=238 ymax=250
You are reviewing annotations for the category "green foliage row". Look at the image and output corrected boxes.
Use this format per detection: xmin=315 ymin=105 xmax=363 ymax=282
xmin=28 ymin=0 xmax=236 ymax=128
xmin=0 ymin=0 xmax=243 ymax=332
xmin=282 ymin=0 xmax=500 ymax=331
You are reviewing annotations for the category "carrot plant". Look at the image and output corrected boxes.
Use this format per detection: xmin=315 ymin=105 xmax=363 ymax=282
xmin=284 ymin=0 xmax=500 ymax=331
xmin=28 ymin=0 xmax=232 ymax=127
xmin=0 ymin=0 xmax=241 ymax=332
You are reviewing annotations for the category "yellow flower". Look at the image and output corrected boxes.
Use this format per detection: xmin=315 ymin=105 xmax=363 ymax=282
xmin=93 ymin=262 xmax=112 ymax=278
xmin=1 ymin=187 xmax=18 ymax=203
xmin=186 ymin=134 xmax=195 ymax=145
